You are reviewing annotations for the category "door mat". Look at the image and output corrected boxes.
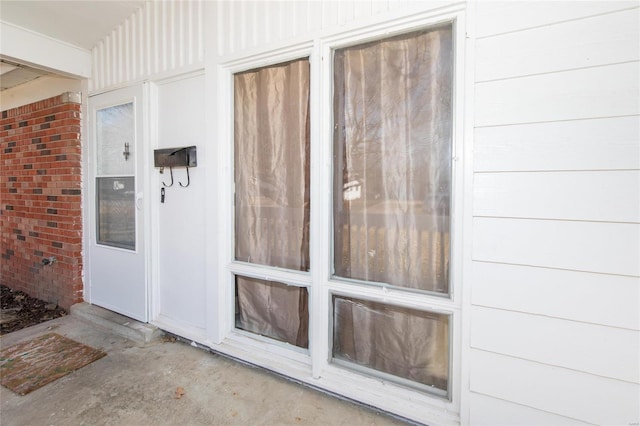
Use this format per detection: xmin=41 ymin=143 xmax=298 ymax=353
xmin=0 ymin=333 xmax=106 ymax=395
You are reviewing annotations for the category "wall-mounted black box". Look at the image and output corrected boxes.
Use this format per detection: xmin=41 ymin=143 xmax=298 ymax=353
xmin=154 ymin=146 xmax=197 ymax=168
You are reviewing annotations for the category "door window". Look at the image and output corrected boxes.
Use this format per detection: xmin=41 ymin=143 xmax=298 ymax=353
xmin=95 ymin=102 xmax=136 ymax=250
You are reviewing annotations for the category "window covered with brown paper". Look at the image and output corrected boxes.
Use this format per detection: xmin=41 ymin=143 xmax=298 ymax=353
xmin=233 ymin=59 xmax=310 ymax=348
xmin=236 ymin=276 xmax=309 ymax=349
xmin=234 ymin=58 xmax=310 ymax=272
xmin=333 ymin=296 xmax=449 ymax=393
xmin=333 ymin=25 xmax=453 ymax=294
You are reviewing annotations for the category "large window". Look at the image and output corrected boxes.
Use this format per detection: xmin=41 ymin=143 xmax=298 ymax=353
xmin=233 ymin=58 xmax=311 ymax=349
xmin=331 ymin=25 xmax=454 ymax=395
xmin=229 ymin=19 xmax=457 ymax=408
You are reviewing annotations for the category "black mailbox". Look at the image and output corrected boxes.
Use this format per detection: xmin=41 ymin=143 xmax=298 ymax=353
xmin=154 ymin=146 xmax=197 ymax=168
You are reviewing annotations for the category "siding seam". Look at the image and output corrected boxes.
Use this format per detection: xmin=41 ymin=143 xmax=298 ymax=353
xmin=474 ymin=113 xmax=640 ymax=129
xmin=470 ymin=259 xmax=640 ymax=279
xmin=470 ymin=304 xmax=640 ymax=332
xmin=472 ymin=215 xmax=640 ymax=225
xmin=470 ymin=348 xmax=640 ymax=385
xmin=469 ymin=392 xmax=598 ymax=425
xmin=475 ymin=60 xmax=640 ymax=84
xmin=476 ymin=5 xmax=640 ymax=41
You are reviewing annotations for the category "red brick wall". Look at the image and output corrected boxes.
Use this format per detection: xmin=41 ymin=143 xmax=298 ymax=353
xmin=1 ymin=93 xmax=83 ymax=310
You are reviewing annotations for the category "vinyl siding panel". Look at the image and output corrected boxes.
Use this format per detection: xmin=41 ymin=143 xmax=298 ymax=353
xmin=469 ymin=393 xmax=590 ymax=426
xmin=475 ymin=1 xmax=639 ymax=38
xmin=473 ymin=217 xmax=639 ymax=276
xmin=470 ymin=2 xmax=640 ymax=424
xmin=470 ymin=350 xmax=640 ymax=425
xmin=212 ymin=0 xmax=460 ymax=57
xmin=473 ymin=170 xmax=640 ymax=223
xmin=474 ymin=116 xmax=640 ymax=172
xmin=476 ymin=8 xmax=640 ymax=82
xmin=470 ymin=306 xmax=640 ymax=383
xmin=471 ymin=262 xmax=640 ymax=331
xmin=90 ymin=0 xmax=204 ymax=92
xmin=475 ymin=61 xmax=639 ymax=127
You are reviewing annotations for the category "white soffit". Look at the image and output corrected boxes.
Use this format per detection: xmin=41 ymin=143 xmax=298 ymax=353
xmin=0 ymin=59 xmax=51 ymax=91
xmin=0 ymin=0 xmax=145 ymax=50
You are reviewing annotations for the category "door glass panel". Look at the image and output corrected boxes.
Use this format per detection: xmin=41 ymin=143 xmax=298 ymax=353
xmin=95 ymin=101 xmax=136 ymax=251
xmin=333 ymin=26 xmax=453 ymax=293
xmin=332 ymin=295 xmax=449 ymax=395
xmin=235 ymin=275 xmax=309 ymax=348
xmin=234 ymin=58 xmax=311 ymax=271
xmin=96 ymin=177 xmax=135 ymax=250
xmin=96 ymin=102 xmax=135 ymax=175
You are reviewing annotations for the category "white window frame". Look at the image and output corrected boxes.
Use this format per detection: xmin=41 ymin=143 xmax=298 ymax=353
xmin=312 ymin=12 xmax=465 ymax=422
xmin=213 ymin=5 xmax=467 ymax=425
xmin=217 ymin=43 xmax=315 ymax=368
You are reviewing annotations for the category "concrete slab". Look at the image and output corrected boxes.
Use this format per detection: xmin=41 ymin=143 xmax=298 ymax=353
xmin=70 ymin=302 xmax=163 ymax=344
xmin=0 ymin=315 xmax=408 ymax=426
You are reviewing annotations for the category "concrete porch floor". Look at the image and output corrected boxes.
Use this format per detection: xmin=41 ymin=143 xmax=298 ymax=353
xmin=0 ymin=306 xmax=407 ymax=426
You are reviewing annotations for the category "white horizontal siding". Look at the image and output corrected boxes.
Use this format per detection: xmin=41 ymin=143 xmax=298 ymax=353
xmin=470 ymin=306 xmax=639 ymax=383
xmin=469 ymin=393 xmax=589 ymax=426
xmin=470 ymin=349 xmax=640 ymax=425
xmin=476 ymin=7 xmax=640 ymax=82
xmin=473 ymin=217 xmax=639 ymax=276
xmin=471 ymin=262 xmax=640 ymax=330
xmin=475 ymin=61 xmax=639 ymax=127
xmin=90 ymin=0 xmax=204 ymax=92
xmin=474 ymin=116 xmax=640 ymax=172
xmin=475 ymin=0 xmax=639 ymax=38
xmin=474 ymin=170 xmax=640 ymax=223
xmin=471 ymin=2 xmax=640 ymax=423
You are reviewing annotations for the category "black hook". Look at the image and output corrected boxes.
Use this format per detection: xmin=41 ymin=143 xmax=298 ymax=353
xmin=163 ymin=166 xmax=174 ymax=187
xmin=179 ymin=166 xmax=190 ymax=187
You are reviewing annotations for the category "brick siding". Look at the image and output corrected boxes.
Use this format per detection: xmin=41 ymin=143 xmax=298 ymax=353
xmin=1 ymin=93 xmax=83 ymax=310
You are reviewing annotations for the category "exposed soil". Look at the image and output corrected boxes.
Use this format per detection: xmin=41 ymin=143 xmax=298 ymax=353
xmin=0 ymin=285 xmax=67 ymax=335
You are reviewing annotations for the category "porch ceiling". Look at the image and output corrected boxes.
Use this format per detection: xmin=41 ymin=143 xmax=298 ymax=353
xmin=0 ymin=0 xmax=144 ymax=88
xmin=0 ymin=1 xmax=145 ymax=50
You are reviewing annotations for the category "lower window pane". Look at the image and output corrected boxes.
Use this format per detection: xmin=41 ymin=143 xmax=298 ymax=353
xmin=235 ymin=276 xmax=309 ymax=349
xmin=332 ymin=295 xmax=449 ymax=394
xmin=96 ymin=177 xmax=135 ymax=250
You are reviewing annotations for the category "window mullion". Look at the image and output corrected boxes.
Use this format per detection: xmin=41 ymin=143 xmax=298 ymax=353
xmin=310 ymin=40 xmax=333 ymax=379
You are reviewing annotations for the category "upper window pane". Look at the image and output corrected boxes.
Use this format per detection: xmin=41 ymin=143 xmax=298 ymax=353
xmin=96 ymin=102 xmax=134 ymax=176
xmin=234 ymin=58 xmax=311 ymax=271
xmin=333 ymin=25 xmax=453 ymax=293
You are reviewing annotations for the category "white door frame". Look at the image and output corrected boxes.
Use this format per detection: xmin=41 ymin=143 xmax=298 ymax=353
xmin=85 ymin=83 xmax=150 ymax=322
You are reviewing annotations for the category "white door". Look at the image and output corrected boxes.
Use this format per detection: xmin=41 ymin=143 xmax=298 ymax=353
xmin=88 ymin=85 xmax=147 ymax=321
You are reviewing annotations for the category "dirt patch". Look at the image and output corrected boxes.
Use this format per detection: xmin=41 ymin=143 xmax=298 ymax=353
xmin=1 ymin=285 xmax=67 ymax=335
